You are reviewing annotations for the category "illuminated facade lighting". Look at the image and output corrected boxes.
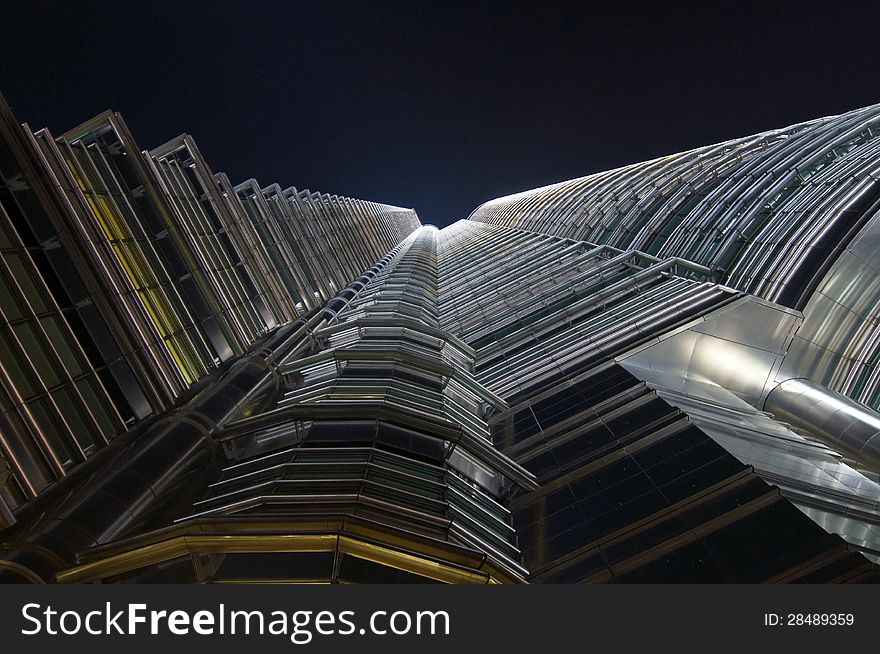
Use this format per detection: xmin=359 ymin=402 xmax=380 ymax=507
xmin=1 ymin=94 xmax=879 ymax=583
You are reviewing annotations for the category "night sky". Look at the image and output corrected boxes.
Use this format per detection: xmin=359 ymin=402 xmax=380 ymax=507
xmin=2 ymin=1 xmax=880 ymax=227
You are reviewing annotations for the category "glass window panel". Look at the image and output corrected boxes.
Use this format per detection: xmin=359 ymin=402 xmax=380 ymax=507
xmin=0 ymin=329 xmax=37 ymax=398
xmin=40 ymin=315 xmax=86 ymax=376
xmin=0 ymin=275 xmax=25 ymax=319
xmin=12 ymin=321 xmax=62 ymax=388
xmin=26 ymin=397 xmax=74 ymax=468
xmin=75 ymin=375 xmax=119 ymax=438
xmin=30 ymin=249 xmax=72 ymax=308
xmin=11 ymin=189 xmax=54 ymax=242
xmin=4 ymin=252 xmax=48 ymax=313
xmin=0 ymin=190 xmax=37 ymax=247
xmin=52 ymin=386 xmax=96 ymax=451
xmin=45 ymin=246 xmax=88 ymax=303
xmin=0 ymin=408 xmax=54 ymax=491
xmin=101 ymin=364 xmax=140 ymax=422
xmin=0 ymin=219 xmax=15 ymax=248
xmin=72 ymin=303 xmax=117 ymax=365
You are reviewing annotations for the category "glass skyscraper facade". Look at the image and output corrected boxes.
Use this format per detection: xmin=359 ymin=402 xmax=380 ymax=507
xmin=1 ymin=93 xmax=879 ymax=583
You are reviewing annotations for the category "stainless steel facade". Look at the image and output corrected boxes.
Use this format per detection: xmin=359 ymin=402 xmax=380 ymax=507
xmin=1 ymin=95 xmax=880 ymax=582
xmin=468 ymin=104 xmax=880 ymax=411
xmin=0 ymin=92 xmax=419 ymax=538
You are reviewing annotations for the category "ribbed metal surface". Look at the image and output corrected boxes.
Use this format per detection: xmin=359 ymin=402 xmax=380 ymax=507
xmin=469 ymin=104 xmax=880 ymax=411
xmin=0 ymin=91 xmax=419 ymax=521
xmin=437 ymin=220 xmax=879 ymax=579
xmin=4 ymin=91 xmax=880 ymax=583
xmin=469 ymin=103 xmax=880 ymax=307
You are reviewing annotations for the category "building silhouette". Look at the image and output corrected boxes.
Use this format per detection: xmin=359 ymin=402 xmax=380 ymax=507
xmin=0 ymin=92 xmax=879 ymax=582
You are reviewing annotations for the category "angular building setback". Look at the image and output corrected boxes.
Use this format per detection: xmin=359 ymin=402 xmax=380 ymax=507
xmin=0 ymin=92 xmax=419 ymax=530
xmin=0 ymin=93 xmax=879 ymax=582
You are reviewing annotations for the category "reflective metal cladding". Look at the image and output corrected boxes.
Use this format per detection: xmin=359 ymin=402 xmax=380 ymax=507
xmin=469 ymin=104 xmax=880 ymax=410
xmin=1 ymin=92 xmax=880 ymax=582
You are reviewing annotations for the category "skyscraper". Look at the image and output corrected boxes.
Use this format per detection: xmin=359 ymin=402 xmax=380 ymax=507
xmin=1 ymin=93 xmax=879 ymax=583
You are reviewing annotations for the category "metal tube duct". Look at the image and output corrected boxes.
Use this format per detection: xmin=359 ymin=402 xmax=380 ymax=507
xmin=765 ymin=377 xmax=880 ymax=472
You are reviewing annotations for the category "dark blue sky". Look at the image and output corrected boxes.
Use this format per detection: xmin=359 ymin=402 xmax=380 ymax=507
xmin=2 ymin=1 xmax=880 ymax=227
